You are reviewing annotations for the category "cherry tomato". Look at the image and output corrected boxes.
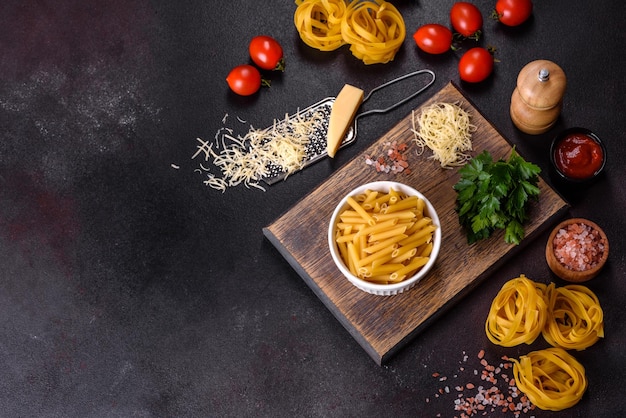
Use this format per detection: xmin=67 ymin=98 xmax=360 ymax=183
xmin=458 ymin=47 xmax=494 ymax=83
xmin=413 ymin=24 xmax=453 ymax=55
xmin=494 ymin=0 xmax=533 ymax=27
xmin=226 ymin=65 xmax=262 ymax=96
xmin=249 ymin=35 xmax=285 ymax=71
xmin=450 ymin=2 xmax=483 ymax=39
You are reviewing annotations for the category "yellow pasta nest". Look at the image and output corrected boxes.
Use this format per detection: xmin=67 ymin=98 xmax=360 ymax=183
xmin=485 ymin=274 xmax=549 ymax=347
xmin=511 ymin=347 xmax=587 ymax=411
xmin=485 ymin=275 xmax=605 ymax=350
xmin=333 ymin=188 xmax=436 ymax=284
xmin=542 ymin=283 xmax=604 ymax=351
xmin=294 ymin=0 xmax=347 ymax=51
xmin=485 ymin=277 xmax=603 ymax=411
xmin=294 ymin=0 xmax=405 ymax=64
xmin=341 ymin=0 xmax=405 ymax=65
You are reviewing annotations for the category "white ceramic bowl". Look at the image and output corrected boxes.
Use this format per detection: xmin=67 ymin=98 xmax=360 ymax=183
xmin=328 ymin=181 xmax=441 ymax=296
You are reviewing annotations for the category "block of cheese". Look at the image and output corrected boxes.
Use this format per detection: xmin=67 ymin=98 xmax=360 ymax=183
xmin=326 ymin=84 xmax=364 ymax=158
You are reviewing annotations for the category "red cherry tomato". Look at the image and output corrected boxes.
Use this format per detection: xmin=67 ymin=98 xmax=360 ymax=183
xmin=494 ymin=0 xmax=533 ymax=27
xmin=226 ymin=65 xmax=262 ymax=96
xmin=249 ymin=35 xmax=285 ymax=71
xmin=458 ymin=47 xmax=494 ymax=83
xmin=450 ymin=2 xmax=483 ymax=39
xmin=413 ymin=24 xmax=453 ymax=55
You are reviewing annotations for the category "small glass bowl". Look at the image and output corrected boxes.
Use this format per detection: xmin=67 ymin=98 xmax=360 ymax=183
xmin=549 ymin=127 xmax=607 ymax=185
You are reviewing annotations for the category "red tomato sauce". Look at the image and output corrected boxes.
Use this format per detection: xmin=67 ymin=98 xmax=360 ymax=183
xmin=554 ymin=133 xmax=604 ymax=179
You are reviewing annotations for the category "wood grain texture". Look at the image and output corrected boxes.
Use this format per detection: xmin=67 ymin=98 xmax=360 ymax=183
xmin=263 ymin=82 xmax=569 ymax=365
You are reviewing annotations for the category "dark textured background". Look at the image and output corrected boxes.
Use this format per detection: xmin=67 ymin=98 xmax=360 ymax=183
xmin=0 ymin=0 xmax=624 ymax=416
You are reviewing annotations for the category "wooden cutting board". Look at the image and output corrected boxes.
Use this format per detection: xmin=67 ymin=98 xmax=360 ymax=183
xmin=263 ymin=82 xmax=569 ymax=365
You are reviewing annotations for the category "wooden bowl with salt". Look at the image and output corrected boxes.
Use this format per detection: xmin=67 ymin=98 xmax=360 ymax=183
xmin=546 ymin=218 xmax=609 ymax=282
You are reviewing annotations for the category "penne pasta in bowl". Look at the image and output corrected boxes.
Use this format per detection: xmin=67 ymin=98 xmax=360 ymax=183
xmin=328 ymin=181 xmax=441 ymax=296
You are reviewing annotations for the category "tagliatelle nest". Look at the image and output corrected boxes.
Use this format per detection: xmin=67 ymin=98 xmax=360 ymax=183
xmin=294 ymin=0 xmax=405 ymax=64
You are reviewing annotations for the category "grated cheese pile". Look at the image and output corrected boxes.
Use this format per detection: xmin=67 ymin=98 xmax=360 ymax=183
xmin=192 ymin=110 xmax=326 ymax=192
xmin=411 ymin=102 xmax=476 ymax=168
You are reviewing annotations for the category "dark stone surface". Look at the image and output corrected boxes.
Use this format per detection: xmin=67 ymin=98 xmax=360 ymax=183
xmin=1 ymin=0 xmax=624 ymax=416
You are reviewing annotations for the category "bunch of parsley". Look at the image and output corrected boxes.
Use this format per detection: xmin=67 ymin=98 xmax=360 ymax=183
xmin=453 ymin=148 xmax=541 ymax=245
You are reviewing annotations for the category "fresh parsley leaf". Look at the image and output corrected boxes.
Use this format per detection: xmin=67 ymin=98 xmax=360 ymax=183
xmin=521 ymin=180 xmax=540 ymax=197
xmin=507 ymin=184 xmax=528 ymax=219
xmin=454 ymin=148 xmax=541 ymax=245
xmin=504 ymin=219 xmax=525 ymax=245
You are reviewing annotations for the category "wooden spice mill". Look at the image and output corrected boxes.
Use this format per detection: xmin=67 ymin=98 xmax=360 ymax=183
xmin=510 ymin=60 xmax=567 ymax=135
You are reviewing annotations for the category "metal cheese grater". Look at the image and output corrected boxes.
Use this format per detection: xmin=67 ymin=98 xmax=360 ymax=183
xmin=262 ymin=69 xmax=436 ymax=185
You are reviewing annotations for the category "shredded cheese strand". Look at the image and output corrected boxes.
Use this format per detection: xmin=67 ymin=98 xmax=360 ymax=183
xmin=511 ymin=347 xmax=587 ymax=411
xmin=542 ymin=283 xmax=604 ymax=351
xmin=411 ymin=102 xmax=475 ymax=168
xmin=485 ymin=274 xmax=549 ymax=347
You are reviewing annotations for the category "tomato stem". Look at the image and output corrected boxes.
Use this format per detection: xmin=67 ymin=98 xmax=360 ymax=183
xmin=467 ymin=30 xmax=481 ymax=42
xmin=275 ymin=58 xmax=286 ymax=72
xmin=453 ymin=30 xmax=481 ymax=42
xmin=490 ymin=9 xmax=503 ymax=21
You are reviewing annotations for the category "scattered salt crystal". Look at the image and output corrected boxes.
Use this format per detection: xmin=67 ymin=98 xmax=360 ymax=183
xmin=429 ymin=350 xmax=536 ymax=416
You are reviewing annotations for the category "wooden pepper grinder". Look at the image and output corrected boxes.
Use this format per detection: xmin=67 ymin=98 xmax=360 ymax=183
xmin=510 ymin=60 xmax=566 ymax=135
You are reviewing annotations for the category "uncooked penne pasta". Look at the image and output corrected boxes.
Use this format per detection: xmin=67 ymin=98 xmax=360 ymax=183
xmin=370 ymin=263 xmax=405 ymax=276
xmin=361 ymin=190 xmax=378 ymax=208
xmin=336 ymin=232 xmax=358 ymax=243
xmin=355 ymin=219 xmax=398 ymax=238
xmin=388 ymin=187 xmax=400 ymax=204
xmin=346 ymin=242 xmax=360 ymax=276
xmin=400 ymin=225 xmax=435 ymax=245
xmin=373 ymin=210 xmax=417 ymax=222
xmin=368 ymin=225 xmax=407 ymax=242
xmin=390 ymin=248 xmax=417 ymax=264
xmin=339 ymin=216 xmax=369 ymax=225
xmin=363 ymin=235 xmax=406 ymax=254
xmin=389 ymin=257 xmax=429 ymax=282
xmin=371 ymin=254 xmax=393 ymax=268
xmin=406 ymin=217 xmax=431 ymax=234
xmin=369 ymin=193 xmax=392 ymax=207
xmin=346 ymin=196 xmax=376 ymax=225
xmin=383 ymin=195 xmax=418 ymax=213
xmin=357 ymin=244 xmax=397 ymax=268
xmin=333 ymin=188 xmax=437 ymax=284
xmin=419 ymin=242 xmax=433 ymax=257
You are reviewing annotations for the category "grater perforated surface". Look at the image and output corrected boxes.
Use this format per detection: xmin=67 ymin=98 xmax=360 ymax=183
xmin=262 ymin=97 xmax=355 ymax=185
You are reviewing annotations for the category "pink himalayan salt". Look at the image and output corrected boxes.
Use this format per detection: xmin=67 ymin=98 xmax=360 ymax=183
xmin=553 ymin=222 xmax=606 ymax=271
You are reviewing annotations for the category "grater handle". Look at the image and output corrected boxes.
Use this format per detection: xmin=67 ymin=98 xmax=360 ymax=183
xmin=356 ymin=69 xmax=436 ymax=121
